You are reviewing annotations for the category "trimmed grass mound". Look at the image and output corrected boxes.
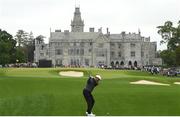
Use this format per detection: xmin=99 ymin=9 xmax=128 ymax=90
xmin=0 ymin=68 xmax=180 ymax=116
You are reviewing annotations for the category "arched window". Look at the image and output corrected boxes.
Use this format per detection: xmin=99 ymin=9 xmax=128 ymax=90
xmin=134 ymin=61 xmax=137 ymax=67
xmin=111 ymin=61 xmax=114 ymax=67
xmin=128 ymin=61 xmax=132 ymax=66
xmin=120 ymin=61 xmax=124 ymax=66
xmin=115 ymin=61 xmax=119 ymax=68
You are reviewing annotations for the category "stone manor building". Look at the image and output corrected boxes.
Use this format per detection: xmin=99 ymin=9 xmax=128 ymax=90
xmin=34 ymin=7 xmax=161 ymax=67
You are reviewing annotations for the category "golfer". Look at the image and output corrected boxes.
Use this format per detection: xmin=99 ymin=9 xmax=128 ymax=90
xmin=83 ymin=74 xmax=102 ymax=116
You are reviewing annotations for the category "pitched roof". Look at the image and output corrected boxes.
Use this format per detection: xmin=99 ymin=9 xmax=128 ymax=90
xmin=50 ymin=32 xmax=100 ymax=40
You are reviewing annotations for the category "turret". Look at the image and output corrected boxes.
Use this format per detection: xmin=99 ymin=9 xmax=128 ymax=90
xmin=71 ymin=7 xmax=84 ymax=32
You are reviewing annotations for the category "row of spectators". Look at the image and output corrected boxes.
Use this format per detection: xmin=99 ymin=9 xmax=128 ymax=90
xmin=143 ymin=66 xmax=180 ymax=77
xmin=0 ymin=62 xmax=37 ymax=68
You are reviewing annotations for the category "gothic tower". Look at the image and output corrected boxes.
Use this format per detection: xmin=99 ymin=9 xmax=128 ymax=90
xmin=71 ymin=7 xmax=84 ymax=32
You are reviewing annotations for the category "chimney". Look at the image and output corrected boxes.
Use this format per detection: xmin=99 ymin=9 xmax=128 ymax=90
xmin=55 ymin=29 xmax=61 ymax=32
xmin=106 ymin=27 xmax=110 ymax=36
xmin=106 ymin=28 xmax=109 ymax=34
xmin=98 ymin=27 xmax=102 ymax=33
xmin=121 ymin=31 xmax=126 ymax=35
xmin=138 ymin=28 xmax=141 ymax=35
xmin=64 ymin=30 xmax=69 ymax=35
xmin=89 ymin=28 xmax=95 ymax=32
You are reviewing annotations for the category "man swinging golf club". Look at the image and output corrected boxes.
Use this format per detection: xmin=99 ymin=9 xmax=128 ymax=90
xmin=83 ymin=74 xmax=102 ymax=116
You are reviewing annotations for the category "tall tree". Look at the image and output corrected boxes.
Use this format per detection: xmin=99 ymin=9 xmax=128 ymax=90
xmin=15 ymin=30 xmax=28 ymax=47
xmin=26 ymin=31 xmax=34 ymax=45
xmin=14 ymin=47 xmax=26 ymax=63
xmin=160 ymin=50 xmax=176 ymax=66
xmin=14 ymin=30 xmax=37 ymax=62
xmin=26 ymin=32 xmax=35 ymax=62
xmin=157 ymin=21 xmax=180 ymax=50
xmin=0 ymin=29 xmax=16 ymax=65
xmin=157 ymin=21 xmax=180 ymax=66
xmin=35 ymin=35 xmax=45 ymax=43
xmin=175 ymin=45 xmax=180 ymax=66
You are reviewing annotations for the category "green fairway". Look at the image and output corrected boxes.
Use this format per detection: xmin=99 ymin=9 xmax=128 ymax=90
xmin=0 ymin=68 xmax=180 ymax=115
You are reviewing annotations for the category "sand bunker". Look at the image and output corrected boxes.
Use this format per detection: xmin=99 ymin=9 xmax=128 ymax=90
xmin=130 ymin=80 xmax=170 ymax=86
xmin=174 ymin=82 xmax=180 ymax=85
xmin=59 ymin=71 xmax=84 ymax=77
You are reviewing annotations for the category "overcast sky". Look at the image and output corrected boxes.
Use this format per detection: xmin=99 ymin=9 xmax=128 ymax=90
xmin=0 ymin=0 xmax=180 ymax=50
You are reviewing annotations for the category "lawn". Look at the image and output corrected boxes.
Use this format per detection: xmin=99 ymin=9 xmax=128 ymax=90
xmin=0 ymin=68 xmax=180 ymax=116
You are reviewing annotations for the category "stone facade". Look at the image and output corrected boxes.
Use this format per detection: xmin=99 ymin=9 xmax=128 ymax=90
xmin=34 ymin=7 xmax=162 ymax=67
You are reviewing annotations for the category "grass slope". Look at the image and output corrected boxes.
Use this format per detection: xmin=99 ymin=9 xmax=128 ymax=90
xmin=0 ymin=68 xmax=180 ymax=115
